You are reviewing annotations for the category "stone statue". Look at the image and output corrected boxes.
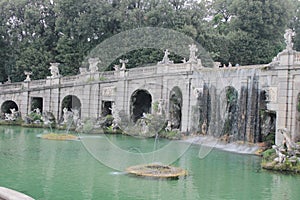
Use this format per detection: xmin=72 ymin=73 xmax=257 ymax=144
xmin=72 ymin=108 xmax=80 ymax=125
xmin=157 ymin=100 xmax=164 ymax=115
xmin=5 ymin=76 xmax=11 ymax=84
xmin=88 ymin=57 xmax=100 ymax=73
xmin=201 ymin=121 xmax=207 ymax=135
xmin=79 ymin=67 xmax=88 ymax=75
xmin=42 ymin=111 xmax=56 ymax=125
xmin=272 ymin=145 xmax=286 ymax=163
xmin=193 ymin=88 xmax=202 ymax=98
xmin=165 ymin=120 xmax=172 ymax=132
xmin=197 ymin=58 xmax=202 ymax=66
xmin=10 ymin=108 xmax=17 ymax=115
xmin=278 ymin=128 xmax=298 ymax=150
xmin=284 ymin=29 xmax=295 ymax=51
xmin=188 ymin=44 xmax=198 ymax=63
xmin=271 ymin=128 xmax=300 ymax=163
xmin=48 ymin=63 xmax=60 ymax=78
xmin=109 ymin=103 xmax=121 ymax=129
xmin=5 ymin=113 xmax=12 ymax=121
xmin=141 ymin=118 xmax=149 ymax=135
xmin=35 ymin=108 xmax=41 ymax=115
xmin=228 ymin=62 xmax=232 ymax=68
xmin=5 ymin=108 xmax=18 ymax=121
xmin=63 ymin=107 xmax=69 ymax=124
xmin=119 ymin=59 xmax=128 ymax=70
xmin=24 ymin=71 xmax=32 ymax=82
xmin=158 ymin=49 xmax=173 ymax=65
xmin=114 ymin=65 xmax=120 ymax=71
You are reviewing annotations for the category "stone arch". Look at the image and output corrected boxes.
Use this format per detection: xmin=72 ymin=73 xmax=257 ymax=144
xmin=130 ymin=89 xmax=152 ymax=122
xmin=61 ymin=95 xmax=82 ymax=117
xmin=197 ymin=84 xmax=211 ymax=134
xmin=219 ymin=86 xmax=239 ymax=140
xmin=169 ymin=86 xmax=182 ymax=129
xmin=1 ymin=100 xmax=19 ymax=114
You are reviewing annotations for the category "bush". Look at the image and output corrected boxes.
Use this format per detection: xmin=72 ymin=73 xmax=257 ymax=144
xmin=160 ymin=130 xmax=181 ymax=140
xmin=262 ymin=148 xmax=276 ymax=161
xmin=29 ymin=112 xmax=43 ymax=122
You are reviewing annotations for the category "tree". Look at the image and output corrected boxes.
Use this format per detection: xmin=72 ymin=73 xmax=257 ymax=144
xmin=290 ymin=0 xmax=300 ymax=51
xmin=0 ymin=38 xmax=7 ymax=83
xmin=0 ymin=0 xmax=298 ymax=82
xmin=0 ymin=0 xmax=58 ymax=82
xmin=205 ymin=0 xmax=294 ymax=65
xmin=230 ymin=0 xmax=293 ymax=64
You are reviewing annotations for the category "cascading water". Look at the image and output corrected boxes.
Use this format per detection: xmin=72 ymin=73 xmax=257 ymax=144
xmin=192 ymin=67 xmax=275 ymax=145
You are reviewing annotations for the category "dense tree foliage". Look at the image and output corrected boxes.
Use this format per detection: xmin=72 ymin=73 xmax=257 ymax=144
xmin=0 ymin=0 xmax=299 ymax=83
xmin=291 ymin=0 xmax=300 ymax=51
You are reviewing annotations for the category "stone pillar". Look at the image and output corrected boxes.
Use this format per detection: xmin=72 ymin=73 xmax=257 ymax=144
xmin=22 ymin=82 xmax=30 ymax=115
xmin=90 ymin=84 xmax=100 ymax=118
xmin=81 ymin=84 xmax=92 ymax=119
xmin=45 ymin=78 xmax=60 ymax=120
xmin=291 ymin=72 xmax=300 ymax=141
xmin=181 ymin=78 xmax=191 ymax=133
xmin=275 ymin=50 xmax=295 ymax=145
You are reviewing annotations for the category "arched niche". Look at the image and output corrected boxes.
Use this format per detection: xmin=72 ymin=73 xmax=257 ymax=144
xmin=1 ymin=100 xmax=19 ymax=114
xmin=61 ymin=95 xmax=82 ymax=117
xmin=169 ymin=86 xmax=182 ymax=129
xmin=130 ymin=89 xmax=152 ymax=122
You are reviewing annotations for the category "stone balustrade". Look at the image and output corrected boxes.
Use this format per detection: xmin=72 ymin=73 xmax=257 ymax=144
xmin=61 ymin=75 xmax=81 ymax=84
xmin=0 ymin=63 xmax=269 ymax=93
xmin=128 ymin=66 xmax=157 ymax=77
xmin=0 ymin=83 xmax=23 ymax=92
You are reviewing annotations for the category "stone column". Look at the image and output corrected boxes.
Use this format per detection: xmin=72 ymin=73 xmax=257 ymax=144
xmin=275 ymin=50 xmax=295 ymax=145
xmin=181 ymin=77 xmax=191 ymax=133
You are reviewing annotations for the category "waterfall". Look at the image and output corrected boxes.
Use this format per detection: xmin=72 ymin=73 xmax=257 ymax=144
xmin=194 ymin=67 xmax=270 ymax=144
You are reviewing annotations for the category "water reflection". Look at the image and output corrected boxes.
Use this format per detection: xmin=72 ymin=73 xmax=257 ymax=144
xmin=0 ymin=126 xmax=300 ymax=200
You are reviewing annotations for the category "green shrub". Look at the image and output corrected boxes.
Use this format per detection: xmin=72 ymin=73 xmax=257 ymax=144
xmin=160 ymin=130 xmax=181 ymax=140
xmin=262 ymin=148 xmax=276 ymax=161
xmin=29 ymin=112 xmax=43 ymax=122
xmin=152 ymin=101 xmax=159 ymax=112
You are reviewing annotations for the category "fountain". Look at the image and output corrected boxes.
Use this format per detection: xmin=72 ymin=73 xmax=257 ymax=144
xmin=38 ymin=109 xmax=79 ymax=141
xmin=261 ymin=128 xmax=300 ymax=173
xmin=125 ymin=163 xmax=187 ymax=179
xmin=121 ymin=99 xmax=187 ymax=179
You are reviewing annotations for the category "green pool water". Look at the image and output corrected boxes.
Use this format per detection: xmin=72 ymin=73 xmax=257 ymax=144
xmin=0 ymin=126 xmax=300 ymax=200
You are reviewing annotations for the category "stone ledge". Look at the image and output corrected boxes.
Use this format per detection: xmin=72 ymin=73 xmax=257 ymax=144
xmin=0 ymin=187 xmax=34 ymax=200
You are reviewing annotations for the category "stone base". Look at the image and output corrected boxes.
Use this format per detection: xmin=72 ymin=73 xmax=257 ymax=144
xmin=126 ymin=164 xmax=187 ymax=179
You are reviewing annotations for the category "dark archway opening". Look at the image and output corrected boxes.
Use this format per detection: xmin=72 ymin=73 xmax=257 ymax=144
xmin=1 ymin=100 xmax=19 ymax=114
xmin=130 ymin=90 xmax=152 ymax=122
xmin=220 ymin=86 xmax=238 ymax=139
xmin=169 ymin=87 xmax=182 ymax=129
xmin=61 ymin=95 xmax=81 ymax=117
xmin=102 ymin=101 xmax=113 ymax=116
xmin=198 ymin=84 xmax=211 ymax=134
xmin=31 ymin=97 xmax=43 ymax=113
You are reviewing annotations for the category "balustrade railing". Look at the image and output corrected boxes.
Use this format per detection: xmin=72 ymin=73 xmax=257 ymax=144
xmin=0 ymin=83 xmax=23 ymax=91
xmin=128 ymin=66 xmax=157 ymax=77
xmin=61 ymin=75 xmax=81 ymax=84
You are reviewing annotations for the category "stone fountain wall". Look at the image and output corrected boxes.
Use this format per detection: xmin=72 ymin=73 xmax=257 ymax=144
xmin=191 ymin=72 xmax=276 ymax=143
xmin=0 ymin=48 xmax=300 ymax=145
